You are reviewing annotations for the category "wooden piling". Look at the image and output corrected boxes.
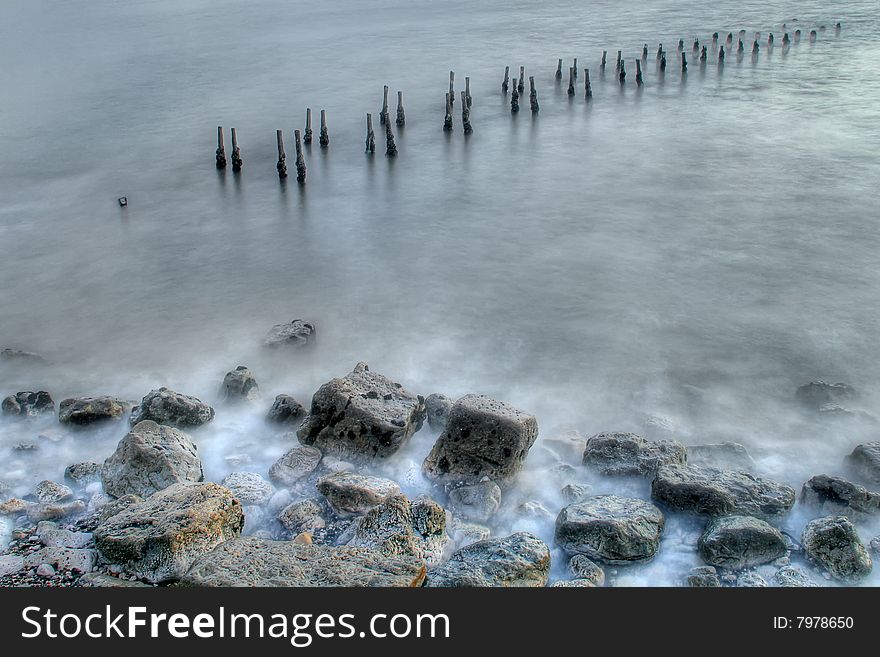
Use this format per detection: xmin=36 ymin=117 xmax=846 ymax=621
xmin=677 ymin=39 xmax=683 ymax=51
xmin=681 ymin=52 xmax=687 ymax=72
xmin=231 ymin=127 xmax=242 ymax=171
xmin=444 ymin=92 xmax=454 ymax=129
xmin=635 ymin=59 xmax=643 ymax=85
xmin=660 ymin=53 xmax=667 ymax=71
xmin=276 ymin=130 xmax=287 ymax=179
xmin=737 ymin=39 xmax=744 ymax=54
xmin=752 ymin=40 xmax=759 ymax=54
xmin=718 ymin=45 xmax=725 ymax=63
xmin=642 ymin=44 xmax=648 ymax=60
xmin=567 ymin=66 xmax=575 ymax=95
xmin=510 ymin=81 xmax=520 ymax=113
xmin=304 ymin=108 xmax=313 ymax=144
xmin=618 ymin=59 xmax=626 ymax=84
xmin=783 ymin=33 xmax=790 ymax=46
xmin=656 ymin=44 xmax=663 ymax=60
xmin=712 ymin=32 xmax=719 ymax=43
xmin=768 ymin=33 xmax=774 ymax=46
xmin=573 ymin=58 xmax=578 ymax=77
xmin=461 ymin=90 xmax=473 ymax=134
xmin=615 ymin=50 xmax=622 ymax=72
xmin=449 ymin=71 xmax=455 ymax=104
xmin=396 ymin=91 xmax=405 ymax=126
xmin=365 ymin=113 xmax=375 ymax=153
xmin=216 ymin=126 xmax=227 ymax=169
xmin=465 ymin=76 xmax=472 ymax=107
xmin=700 ymin=45 xmax=707 ymax=62
xmin=601 ymin=50 xmax=607 ymax=70
xmin=556 ymin=59 xmax=563 ymax=79
xmin=529 ymin=75 xmax=539 ymax=112
xmin=692 ymin=38 xmax=699 ymax=53
xmin=319 ymin=109 xmax=329 ymax=147
xmin=381 ymin=85 xmax=389 ymax=125
xmin=518 ymin=66 xmax=525 ymax=93
xmin=584 ymin=68 xmax=592 ymax=98
xmin=385 ymin=120 xmax=397 ymax=157
xmin=294 ymin=129 xmax=306 ymax=183
xmin=502 ymin=65 xmax=510 ymax=93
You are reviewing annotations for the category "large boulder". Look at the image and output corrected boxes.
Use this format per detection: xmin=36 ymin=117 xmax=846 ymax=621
xmin=101 ymin=420 xmax=203 ymax=498
xmin=800 ymin=474 xmax=880 ymax=518
xmin=181 ymin=537 xmax=425 ymax=587
xmin=582 ymin=432 xmax=686 ymax=477
xmin=447 ymin=481 xmax=501 ymax=523
xmin=2 ymin=391 xmax=55 ymax=418
xmin=297 ymin=363 xmax=426 ymax=461
xmin=58 ymin=396 xmax=130 ymax=426
xmin=796 ymin=381 xmax=856 ymax=410
xmin=554 ymin=495 xmax=664 ymax=564
xmin=316 ymin=472 xmax=401 ymax=516
xmin=268 ymin=446 xmax=322 ymax=487
xmin=422 ymin=394 xmax=538 ymax=486
xmin=425 ymin=394 xmax=454 ymax=431
xmin=93 ymin=482 xmax=243 ymax=584
xmin=426 ymin=532 xmax=550 ymax=587
xmin=802 ymin=515 xmax=872 ymax=581
xmin=129 ymin=388 xmax=214 ymax=428
xmin=262 ymin=319 xmax=316 ymax=349
xmin=847 ymin=442 xmax=880 ymax=485
xmin=218 ymin=366 xmax=259 ymax=403
xmin=651 ymin=464 xmax=795 ymax=518
xmin=697 ymin=515 xmax=787 ymax=570
xmin=265 ymin=394 xmax=306 ymax=426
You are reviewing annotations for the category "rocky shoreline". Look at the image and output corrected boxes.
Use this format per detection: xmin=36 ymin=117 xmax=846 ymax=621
xmin=1 ymin=329 xmax=879 ymax=588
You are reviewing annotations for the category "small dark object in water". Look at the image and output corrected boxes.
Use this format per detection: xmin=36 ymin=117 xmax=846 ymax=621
xmin=615 ymin=49 xmax=622 ymax=72
xmin=712 ymin=32 xmax=718 ymax=43
xmin=118 ymin=197 xmax=127 ymax=207
xmin=215 ymin=126 xmax=227 ymax=169
xmin=303 ymin=108 xmax=313 ymax=144
xmin=700 ymin=45 xmax=707 ymax=63
xmin=737 ymin=39 xmax=744 ymax=54
xmin=318 ymin=110 xmax=329 ymax=147
xmin=809 ymin=30 xmax=817 ymax=42
xmin=660 ymin=54 xmax=667 ymax=71
xmin=276 ymin=130 xmax=287 ymax=179
xmin=718 ymin=45 xmax=725 ymax=63
xmin=556 ymin=58 xmax=563 ymax=79
xmin=835 ymin=22 xmax=841 ymax=34
xmin=465 ymin=76 xmax=472 ymax=107
xmin=681 ymin=52 xmax=687 ymax=72
xmin=677 ymin=38 xmax=684 ymax=51
xmin=567 ymin=66 xmax=575 ymax=95
xmin=449 ymin=71 xmax=455 ymax=104
xmin=726 ymin=32 xmax=733 ymax=45
xmin=231 ymin=127 xmax=242 ymax=171
xmin=294 ymin=129 xmax=306 ymax=183
xmin=618 ymin=59 xmax=626 ymax=84
xmin=584 ymin=68 xmax=592 ymax=98
xmin=601 ymin=50 xmax=607 ymax=70
xmin=794 ymin=29 xmax=801 ymax=42
xmin=783 ymin=32 xmax=790 ymax=46
xmin=656 ymin=44 xmax=663 ymax=60
xmin=529 ymin=76 xmax=539 ymax=112
xmin=752 ymin=40 xmax=759 ymax=54
xmin=768 ymin=33 xmax=774 ymax=46
xmin=502 ymin=65 xmax=510 ymax=93
xmin=642 ymin=44 xmax=648 ymax=60
xmin=396 ymin=91 xmax=405 ymax=127
xmin=692 ymin=38 xmax=699 ymax=53
xmin=365 ymin=113 xmax=375 ymax=154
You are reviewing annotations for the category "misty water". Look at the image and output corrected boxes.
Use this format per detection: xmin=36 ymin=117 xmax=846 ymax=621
xmin=2 ymin=0 xmax=880 ymax=585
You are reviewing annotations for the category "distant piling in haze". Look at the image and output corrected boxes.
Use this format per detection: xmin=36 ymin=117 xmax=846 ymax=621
xmin=584 ymin=68 xmax=592 ymax=98
xmin=276 ymin=129 xmax=287 ymax=179
xmin=461 ymin=90 xmax=473 ymax=134
xmin=449 ymin=71 xmax=455 ymax=104
xmin=601 ymin=50 xmax=607 ymax=71
xmin=718 ymin=45 xmax=725 ymax=64
xmin=365 ymin=113 xmax=375 ymax=153
xmin=529 ymin=75 xmax=539 ymax=112
xmin=502 ymin=66 xmax=510 ymax=93
xmin=396 ymin=91 xmax=405 ymax=126
xmin=572 ymin=58 xmax=578 ymax=77
xmin=642 ymin=44 xmax=648 ymax=60
xmin=385 ymin=119 xmax=397 ymax=156
xmin=319 ymin=110 xmax=329 ymax=147
xmin=216 ymin=126 xmax=227 ymax=169
xmin=444 ymin=92 xmax=454 ymax=129
xmin=556 ymin=58 xmax=563 ymax=79
xmin=567 ymin=66 xmax=575 ymax=95
xmin=618 ymin=59 xmax=626 ymax=84
xmin=510 ymin=79 xmax=520 ymax=112
xmin=681 ymin=51 xmax=687 ymax=72
xmin=465 ymin=77 xmax=472 ymax=107
xmin=656 ymin=44 xmax=663 ymax=60
xmin=294 ymin=129 xmax=306 ymax=183
xmin=304 ymin=108 xmax=313 ymax=144
xmin=231 ymin=128 xmax=242 ymax=171
xmin=700 ymin=45 xmax=707 ymax=63
xmin=518 ymin=66 xmax=525 ymax=93
xmin=635 ymin=59 xmax=643 ymax=85
xmin=380 ymin=85 xmax=389 ymax=125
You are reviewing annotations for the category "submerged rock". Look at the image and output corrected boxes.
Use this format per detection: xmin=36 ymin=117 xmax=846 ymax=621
xmin=686 ymin=566 xmax=721 ymax=587
xmin=93 ymin=482 xmax=243 ymax=584
xmin=555 ymin=495 xmax=664 ymax=564
xmin=316 ymin=472 xmax=401 ymax=516
xmin=802 ymin=515 xmax=872 ymax=581
xmin=58 ymin=396 xmax=130 ymax=426
xmin=0 ymin=348 xmax=46 ymax=364
xmin=697 ymin=515 xmax=787 ymax=570
xmin=266 ymin=394 xmax=306 ymax=426
xmin=846 ymin=442 xmax=880 ymax=486
xmin=218 ymin=366 xmax=260 ymax=403
xmin=449 ymin=521 xmax=491 ymax=549
xmin=2 ymin=391 xmax=55 ymax=417
xmin=181 ymin=537 xmax=426 ymax=587
xmin=687 ymin=442 xmax=756 ymax=471
xmin=262 ymin=319 xmax=316 ymax=349
xmin=582 ymin=432 xmax=686 ymax=477
xmin=298 ymin=363 xmax=426 ymax=461
xmin=423 ymin=394 xmax=538 ymax=486
xmin=268 ymin=445 xmax=322 ymax=487
xmin=426 ymin=532 xmax=550 ymax=587
xmin=425 ymin=393 xmax=454 ymax=431
xmin=796 ymin=380 xmax=856 ymax=410
xmin=64 ymin=462 xmax=102 ymax=488
xmin=651 ymin=464 xmax=795 ymax=518
xmin=447 ymin=481 xmax=501 ymax=523
xmin=800 ymin=474 xmax=880 ymax=518
xmin=221 ymin=472 xmax=275 ymax=506
xmin=130 ymin=388 xmax=214 ymax=428
xmin=101 ymin=420 xmax=203 ymax=498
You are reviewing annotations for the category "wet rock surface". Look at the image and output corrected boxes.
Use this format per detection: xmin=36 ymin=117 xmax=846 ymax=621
xmin=447 ymin=481 xmax=501 ymax=523
xmin=218 ymin=366 xmax=260 ymax=403
xmin=800 ymin=474 xmax=880 ymax=517
xmin=426 ymin=532 xmax=550 ymax=587
xmin=847 ymin=442 xmax=880 ymax=485
xmin=687 ymin=442 xmax=755 ymax=470
xmin=130 ymin=388 xmax=215 ymax=428
xmin=316 ymin=472 xmax=401 ymax=516
xmin=59 ymin=396 xmax=130 ymax=426
xmin=582 ymin=432 xmax=686 ymax=477
xmin=262 ymin=319 xmax=316 ymax=349
xmin=266 ymin=394 xmax=306 ymax=426
xmin=268 ymin=446 xmax=322 ymax=487
xmin=796 ymin=380 xmax=857 ymax=410
xmin=697 ymin=515 xmax=787 ymax=570
xmin=425 ymin=393 xmax=453 ymax=431
xmin=802 ymin=515 xmax=872 ymax=582
xmin=221 ymin=472 xmax=275 ymax=505
xmin=2 ymin=391 xmax=55 ymax=417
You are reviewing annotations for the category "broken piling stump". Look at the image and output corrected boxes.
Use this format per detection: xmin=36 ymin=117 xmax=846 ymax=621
xmin=294 ymin=129 xmax=306 ymax=183
xmin=601 ymin=50 xmax=607 ymax=70
xmin=276 ymin=130 xmax=287 ymax=179
xmin=502 ymin=65 xmax=510 ymax=93
xmin=380 ymin=85 xmax=389 ymax=125
xmin=215 ymin=126 xmax=227 ymax=169
xmin=319 ymin=110 xmax=329 ymax=147
xmin=681 ymin=52 xmax=687 ymax=72
xmin=365 ymin=113 xmax=375 ymax=153
xmin=304 ymin=108 xmax=313 ymax=144
xmin=461 ymin=91 xmax=473 ymax=133
xmin=567 ymin=66 xmax=575 ymax=95
xmin=465 ymin=76 xmax=472 ymax=107
xmin=584 ymin=68 xmax=592 ymax=98
xmin=231 ymin=127 xmax=243 ymax=171
xmin=556 ymin=58 xmax=563 ymax=79
xmin=385 ymin=120 xmax=397 ymax=156
xmin=529 ymin=75 xmax=539 ymax=112
xmin=444 ymin=92 xmax=454 ymax=129
xmin=449 ymin=71 xmax=455 ymax=104
xmin=396 ymin=91 xmax=405 ymax=126
xmin=510 ymin=81 xmax=520 ymax=112
xmin=618 ymin=59 xmax=626 ymax=84
xmin=635 ymin=59 xmax=643 ymax=85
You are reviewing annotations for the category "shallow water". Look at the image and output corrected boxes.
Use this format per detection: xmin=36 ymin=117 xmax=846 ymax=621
xmin=1 ymin=1 xmax=879 ymax=585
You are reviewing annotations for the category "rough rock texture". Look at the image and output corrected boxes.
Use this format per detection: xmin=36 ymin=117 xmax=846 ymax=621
xmin=79 ymin=572 xmax=152 ymax=587
xmin=847 ymin=442 xmax=880 ymax=485
xmin=2 ymin=391 xmax=55 ymax=417
xmin=316 ymin=472 xmax=401 ymax=516
xmin=102 ymin=420 xmax=203 ymax=498
xmin=551 ymin=578 xmax=598 ymax=587
xmin=278 ymin=499 xmax=326 ymax=534
xmin=26 ymin=500 xmax=86 ymax=522
xmin=35 ymin=480 xmax=74 ymax=504
xmin=64 ymin=462 xmax=102 ymax=488
xmin=449 ymin=521 xmax=491 ymax=548
xmin=568 ymin=554 xmax=605 ymax=586
xmin=262 ymin=319 xmax=316 ymax=349
xmin=426 ymin=532 xmax=550 ymax=587
xmin=423 ymin=394 xmax=538 ymax=486
xmin=58 ymin=396 xmax=130 ymax=425
xmin=447 ymin=481 xmax=501 ymax=523
xmin=796 ymin=381 xmax=856 ymax=410
xmin=130 ymin=388 xmax=214 ymax=428
xmin=651 ymin=464 xmax=796 ymax=518
xmin=425 ymin=393 xmax=454 ymax=431
xmin=180 ymin=538 xmax=426 ymax=587
xmin=687 ymin=442 xmax=756 ymax=471
xmin=268 ymin=446 xmax=322 ymax=487
xmin=97 ymin=494 xmax=143 ymax=524
xmin=773 ymin=565 xmax=819 ymax=587
xmin=800 ymin=474 xmax=880 ymax=517
xmin=686 ymin=566 xmax=722 ymax=587
xmin=0 ymin=555 xmax=25 ymax=577
xmin=555 ymin=495 xmax=665 ymax=564
xmin=266 ymin=394 xmax=306 ymax=425
xmin=582 ymin=432 xmax=686 ymax=477
xmin=802 ymin=515 xmax=872 ymax=582
xmin=218 ymin=366 xmax=259 ymax=403
xmin=298 ymin=363 xmax=426 ymax=461
xmin=736 ymin=571 xmax=768 ymax=587
xmin=93 ymin=482 xmax=243 ymax=584
xmin=561 ymin=483 xmax=593 ymax=504
xmin=697 ymin=515 xmax=787 ymax=570
xmin=220 ymin=472 xmax=275 ymax=505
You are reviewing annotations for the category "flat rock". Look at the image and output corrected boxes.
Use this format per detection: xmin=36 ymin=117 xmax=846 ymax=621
xmin=316 ymin=472 xmax=401 ymax=516
xmin=27 ymin=500 xmax=86 ymax=522
xmin=555 ymin=495 xmax=665 ymax=564
xmin=298 ymin=363 xmax=426 ymax=461
xmin=102 ymin=420 xmax=203 ymax=498
xmin=181 ymin=538 xmax=426 ymax=587
xmin=561 ymin=483 xmax=593 ymax=504
xmin=802 ymin=515 xmax=872 ymax=582
xmin=58 ymin=396 xmax=130 ymax=426
xmin=130 ymin=388 xmax=214 ymax=428
xmin=221 ymin=472 xmax=275 ymax=505
xmin=78 ymin=572 xmax=152 ymax=587
xmin=582 ymin=432 xmax=686 ymax=477
xmin=2 ymin=391 xmax=55 ymax=417
xmin=449 ymin=522 xmax=491 ymax=548
xmin=39 ymin=529 xmax=93 ymax=549
xmin=800 ymin=474 xmax=880 ymax=518
xmin=24 ymin=547 xmax=96 ymax=573
xmin=268 ymin=446 xmax=322 ymax=487
xmin=0 ymin=554 xmax=25 ymax=577
xmin=846 ymin=442 xmax=880 ymax=486
xmin=698 ymin=515 xmax=787 ymax=570
xmin=447 ymin=481 xmax=501 ymax=523
xmin=423 ymin=394 xmax=538 ymax=486
xmin=426 ymin=532 xmax=550 ymax=587
xmin=262 ymin=319 xmax=316 ymax=349
xmin=796 ymin=380 xmax=856 ymax=410
xmin=219 ymin=366 xmax=260 ymax=403
xmin=93 ymin=482 xmax=243 ymax=583
xmin=266 ymin=394 xmax=306 ymax=426
xmin=425 ymin=393 xmax=453 ymax=431
xmin=651 ymin=464 xmax=795 ymax=518
xmin=687 ymin=442 xmax=755 ymax=470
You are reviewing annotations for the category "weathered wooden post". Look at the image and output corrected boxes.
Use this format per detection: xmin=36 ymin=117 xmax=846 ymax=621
xmin=385 ymin=120 xmax=397 ymax=156
xmin=642 ymin=44 xmax=648 ymax=60
xmin=216 ymin=126 xmax=227 ymax=169
xmin=835 ymin=22 xmax=841 ymax=34
xmin=635 ymin=59 xmax=643 ymax=85
xmin=657 ymin=44 xmax=663 ymax=60
xmin=700 ymin=45 xmax=707 ymax=63
xmin=518 ymin=66 xmax=525 ymax=93
xmin=692 ymin=38 xmax=699 ymax=53
xmin=712 ymin=32 xmax=719 ymax=44
xmin=556 ymin=59 xmax=563 ymax=79
xmin=449 ymin=71 xmax=455 ymax=104
xmin=618 ymin=59 xmax=626 ymax=84
xmin=726 ymin=32 xmax=733 ymax=45
xmin=276 ymin=129 xmax=287 ymax=179
xmin=681 ymin=51 xmax=687 ymax=72
xmin=380 ymin=85 xmax=389 ymax=125
xmin=677 ymin=38 xmax=684 ymax=51
xmin=231 ymin=127 xmax=242 ymax=171
xmin=304 ymin=108 xmax=313 ymax=144
xmin=660 ymin=53 xmax=667 ymax=71
xmin=461 ymin=91 xmax=473 ymax=133
xmin=752 ymin=40 xmax=759 ymax=55
xmin=510 ymin=80 xmax=520 ymax=112
xmin=294 ymin=129 xmax=306 ymax=183
xmin=794 ymin=29 xmax=801 ymax=43
xmin=365 ymin=113 xmax=375 ymax=153
xmin=809 ymin=29 xmax=817 ymax=42
xmin=444 ymin=92 xmax=454 ymax=129
xmin=768 ymin=33 xmax=774 ymax=46
xmin=319 ymin=109 xmax=329 ymax=147
xmin=567 ymin=66 xmax=575 ymax=95
xmin=502 ymin=65 xmax=510 ymax=93
xmin=601 ymin=50 xmax=607 ymax=71
xmin=396 ymin=91 xmax=406 ymax=126
xmin=573 ymin=58 xmax=578 ymax=77
xmin=584 ymin=68 xmax=592 ymax=98
xmin=529 ymin=75 xmax=539 ymax=112
xmin=615 ymin=50 xmax=622 ymax=72
xmin=783 ymin=33 xmax=790 ymax=46
xmin=737 ymin=39 xmax=744 ymax=54
xmin=465 ymin=76 xmax=472 ymax=107
xmin=718 ymin=45 xmax=725 ymax=64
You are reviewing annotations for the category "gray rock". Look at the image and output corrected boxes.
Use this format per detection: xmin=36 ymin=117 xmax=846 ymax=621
xmin=425 ymin=393 xmax=453 ymax=431
xmin=773 ymin=565 xmax=819 ymax=587
xmin=796 ymin=381 xmax=856 ymax=410
xmin=96 ymin=494 xmax=143 ymax=524
xmin=298 ymin=363 xmax=426 ymax=461
xmin=515 ymin=500 xmax=553 ymax=520
xmin=1 ymin=391 xmax=55 ymax=417
xmin=687 ymin=442 xmax=756 ymax=471
xmin=26 ymin=500 xmax=86 ymax=522
xmin=582 ymin=432 xmax=686 ymax=477
xmin=542 ymin=432 xmax=587 ymax=463
xmin=426 ymin=532 xmax=550 ymax=587
xmin=871 ymin=536 xmax=880 ymax=555
xmin=686 ymin=566 xmax=721 ymax=587
xmin=561 ymin=483 xmax=593 ymax=504
xmin=266 ymin=394 xmax=306 ymax=426
xmin=651 ymin=464 xmax=796 ymax=518
xmin=39 ymin=529 xmax=93 ymax=549
xmin=268 ymin=446 xmax=322 ymax=487
xmin=800 ymin=474 xmax=880 ymax=518
xmin=64 ymin=462 xmax=102 ymax=488
xmin=449 ymin=522 xmax=491 ymax=548
xmin=181 ymin=537 xmax=426 ymax=587
xmin=24 ymin=547 xmax=95 ymax=573
xmin=698 ymin=515 xmax=787 ymax=570
xmin=551 ymin=578 xmax=598 ymax=587
xmin=130 ymin=388 xmax=214 ymax=428
xmin=567 ymin=554 xmax=605 ymax=586
xmin=221 ymin=472 xmax=275 ymax=506
xmin=218 ymin=366 xmax=259 ymax=403
xmin=447 ymin=481 xmax=501 ymax=523
xmin=847 ymin=442 xmax=880 ymax=486
xmin=737 ymin=571 xmax=768 ymax=587
xmin=35 ymin=480 xmax=74 ymax=504
xmin=58 ymin=396 xmax=130 ymax=426
xmin=0 ymin=348 xmax=47 ymax=364
xmin=262 ymin=319 xmax=316 ymax=349
xmin=36 ymin=563 xmax=56 ymax=577
xmin=423 ymin=394 xmax=538 ymax=486
xmin=102 ymin=420 xmax=203 ymax=498
xmin=0 ymin=554 xmax=24 ymax=577
xmin=78 ymin=572 xmax=152 ymax=587
xmin=802 ymin=515 xmax=872 ymax=581
xmin=554 ymin=495 xmax=665 ymax=564
xmin=278 ymin=499 xmax=326 ymax=534
xmin=93 ymin=482 xmax=244 ymax=584
xmin=316 ymin=472 xmax=401 ymax=516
